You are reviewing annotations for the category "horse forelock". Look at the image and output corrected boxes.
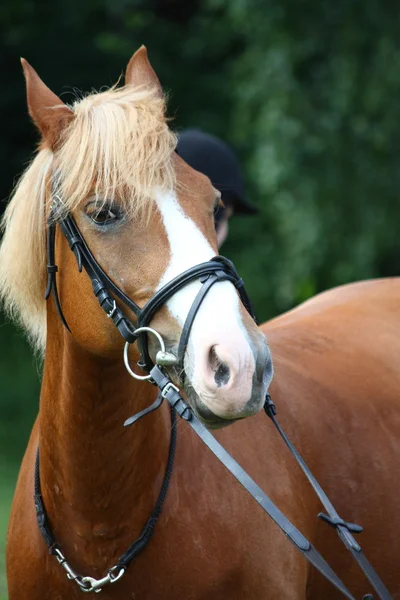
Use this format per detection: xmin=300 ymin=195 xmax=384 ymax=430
xmin=0 ymin=83 xmax=177 ymax=352
xmin=54 ymin=84 xmax=177 ymax=220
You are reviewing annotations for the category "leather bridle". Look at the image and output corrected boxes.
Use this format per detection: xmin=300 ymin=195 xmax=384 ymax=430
xmin=34 ymin=191 xmax=392 ymax=599
xmin=46 ymin=194 xmax=255 ymax=373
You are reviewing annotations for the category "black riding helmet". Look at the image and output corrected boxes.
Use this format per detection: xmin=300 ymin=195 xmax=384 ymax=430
xmin=177 ymin=129 xmax=258 ymax=226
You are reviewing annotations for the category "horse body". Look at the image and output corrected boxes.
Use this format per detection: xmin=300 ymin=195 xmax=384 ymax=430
xmin=3 ymin=47 xmax=400 ymax=599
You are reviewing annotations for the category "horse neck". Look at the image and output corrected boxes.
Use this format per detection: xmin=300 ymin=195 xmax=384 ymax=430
xmin=38 ymin=314 xmax=171 ymax=563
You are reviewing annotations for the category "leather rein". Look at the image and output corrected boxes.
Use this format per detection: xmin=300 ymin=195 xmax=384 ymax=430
xmin=34 ymin=193 xmax=392 ymax=599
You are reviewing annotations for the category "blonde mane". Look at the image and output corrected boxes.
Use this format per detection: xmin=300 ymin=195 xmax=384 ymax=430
xmin=0 ymin=84 xmax=177 ymax=351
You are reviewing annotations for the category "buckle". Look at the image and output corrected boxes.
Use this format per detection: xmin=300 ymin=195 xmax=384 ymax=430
xmin=106 ymin=300 xmax=117 ymax=319
xmin=161 ymin=382 xmax=180 ymax=399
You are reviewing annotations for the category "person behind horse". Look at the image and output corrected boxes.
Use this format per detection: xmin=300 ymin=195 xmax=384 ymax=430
xmin=177 ymin=129 xmax=257 ymax=247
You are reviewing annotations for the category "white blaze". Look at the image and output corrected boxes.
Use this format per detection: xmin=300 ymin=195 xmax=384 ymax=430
xmin=155 ymin=189 xmax=241 ymax=328
xmin=155 ymin=189 xmax=256 ymax=414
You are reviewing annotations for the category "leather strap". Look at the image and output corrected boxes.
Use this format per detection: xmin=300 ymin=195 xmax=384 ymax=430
xmin=45 ymin=221 xmax=71 ymax=331
xmin=34 ymin=449 xmax=58 ymax=550
xmin=264 ymin=396 xmax=392 ymax=600
xmin=136 ymin=255 xmax=255 ymax=371
xmin=178 ymin=274 xmax=223 ymax=370
xmin=133 ymin=365 xmax=363 ymax=600
xmin=57 ymin=214 xmax=139 ymax=343
xmin=34 ymin=407 xmax=177 ymax=573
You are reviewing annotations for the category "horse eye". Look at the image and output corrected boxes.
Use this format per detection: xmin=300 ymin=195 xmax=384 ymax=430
xmin=92 ymin=209 xmax=117 ymax=225
xmin=86 ymin=203 xmax=121 ymax=227
xmin=213 ymin=199 xmax=225 ymax=223
xmin=213 ymin=195 xmax=223 ymax=215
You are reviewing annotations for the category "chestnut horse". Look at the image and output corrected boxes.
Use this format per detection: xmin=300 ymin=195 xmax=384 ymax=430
xmin=1 ymin=47 xmax=399 ymax=599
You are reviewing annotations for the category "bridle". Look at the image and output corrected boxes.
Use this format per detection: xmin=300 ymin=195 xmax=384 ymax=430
xmin=46 ymin=194 xmax=255 ymax=374
xmin=34 ymin=190 xmax=392 ymax=599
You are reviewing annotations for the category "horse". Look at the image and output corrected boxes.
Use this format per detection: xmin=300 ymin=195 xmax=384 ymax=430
xmin=1 ymin=46 xmax=399 ymax=599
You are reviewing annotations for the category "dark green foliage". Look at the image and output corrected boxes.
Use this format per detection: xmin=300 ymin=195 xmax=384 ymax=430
xmin=1 ymin=0 xmax=400 ymax=459
xmin=222 ymin=0 xmax=400 ymax=315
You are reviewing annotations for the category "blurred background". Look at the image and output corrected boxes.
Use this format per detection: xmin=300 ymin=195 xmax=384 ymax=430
xmin=1 ymin=0 xmax=400 ymax=595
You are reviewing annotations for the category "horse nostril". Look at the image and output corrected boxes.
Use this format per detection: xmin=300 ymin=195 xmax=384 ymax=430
xmin=209 ymin=346 xmax=231 ymax=387
xmin=215 ymin=363 xmax=230 ymax=387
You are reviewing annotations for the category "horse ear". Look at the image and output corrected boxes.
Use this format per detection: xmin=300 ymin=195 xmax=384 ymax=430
xmin=20 ymin=58 xmax=73 ymax=148
xmin=125 ymin=46 xmax=163 ymax=97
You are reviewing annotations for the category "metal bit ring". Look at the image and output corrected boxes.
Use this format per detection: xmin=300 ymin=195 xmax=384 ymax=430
xmin=124 ymin=327 xmax=166 ymax=381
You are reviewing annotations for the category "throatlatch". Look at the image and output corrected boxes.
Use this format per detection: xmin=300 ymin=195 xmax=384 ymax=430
xmin=35 ymin=191 xmax=392 ymax=599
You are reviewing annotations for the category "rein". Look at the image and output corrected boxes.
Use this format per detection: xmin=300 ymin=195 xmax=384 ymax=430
xmin=36 ymin=194 xmax=392 ymax=599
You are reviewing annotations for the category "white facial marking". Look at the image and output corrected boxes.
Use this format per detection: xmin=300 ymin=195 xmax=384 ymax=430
xmin=155 ymin=189 xmax=257 ymax=416
xmin=155 ymin=189 xmax=239 ymax=327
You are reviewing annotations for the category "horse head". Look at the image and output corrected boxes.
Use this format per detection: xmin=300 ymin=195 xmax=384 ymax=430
xmin=0 ymin=47 xmax=273 ymax=427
